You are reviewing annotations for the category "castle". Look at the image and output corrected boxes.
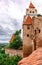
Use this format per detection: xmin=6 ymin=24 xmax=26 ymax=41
xmin=23 ymin=2 xmax=42 ymax=57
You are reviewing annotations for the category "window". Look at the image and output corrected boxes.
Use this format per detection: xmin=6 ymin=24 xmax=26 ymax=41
xmin=35 ymin=30 xmax=36 ymax=34
xmin=34 ymin=29 xmax=41 ymax=34
xmin=30 ymin=11 xmax=31 ymax=13
xmin=27 ymin=25 xmax=30 ymax=29
xmin=27 ymin=34 xmax=29 ymax=37
xmin=30 ymin=11 xmax=34 ymax=13
xmin=33 ymin=11 xmax=34 ymax=13
xmin=39 ymin=29 xmax=41 ymax=33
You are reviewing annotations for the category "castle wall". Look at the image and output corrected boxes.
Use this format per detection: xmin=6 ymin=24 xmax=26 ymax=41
xmin=33 ymin=17 xmax=42 ymax=50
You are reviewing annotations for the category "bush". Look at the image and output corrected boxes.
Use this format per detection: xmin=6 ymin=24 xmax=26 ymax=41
xmin=0 ymin=53 xmax=22 ymax=65
xmin=0 ymin=48 xmax=5 ymax=54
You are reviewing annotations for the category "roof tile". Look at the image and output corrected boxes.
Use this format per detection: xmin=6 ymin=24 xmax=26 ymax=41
xmin=29 ymin=2 xmax=35 ymax=8
xmin=23 ymin=16 xmax=32 ymax=25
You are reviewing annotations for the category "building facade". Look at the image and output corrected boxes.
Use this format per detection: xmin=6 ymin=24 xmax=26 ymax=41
xmin=23 ymin=2 xmax=42 ymax=57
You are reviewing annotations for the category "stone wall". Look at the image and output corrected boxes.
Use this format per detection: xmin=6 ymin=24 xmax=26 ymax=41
xmin=5 ymin=49 xmax=23 ymax=57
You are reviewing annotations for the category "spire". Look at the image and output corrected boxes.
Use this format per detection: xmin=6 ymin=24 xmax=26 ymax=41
xmin=29 ymin=2 xmax=35 ymax=8
xmin=23 ymin=16 xmax=32 ymax=25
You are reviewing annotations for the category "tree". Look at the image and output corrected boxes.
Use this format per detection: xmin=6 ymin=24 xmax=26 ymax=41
xmin=37 ymin=14 xmax=41 ymax=17
xmin=10 ymin=30 xmax=22 ymax=49
xmin=0 ymin=53 xmax=22 ymax=65
xmin=14 ymin=29 xmax=21 ymax=35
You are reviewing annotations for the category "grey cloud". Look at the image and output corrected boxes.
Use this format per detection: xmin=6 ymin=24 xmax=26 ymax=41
xmin=0 ymin=25 xmax=11 ymax=36
xmin=0 ymin=25 xmax=7 ymax=35
xmin=10 ymin=18 xmax=21 ymax=29
xmin=0 ymin=0 xmax=22 ymax=43
xmin=0 ymin=17 xmax=21 ymax=36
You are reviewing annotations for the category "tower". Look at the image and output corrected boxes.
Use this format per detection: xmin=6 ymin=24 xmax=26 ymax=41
xmin=23 ymin=2 xmax=37 ymax=28
xmin=26 ymin=2 xmax=37 ymax=17
xmin=23 ymin=2 xmax=38 ymax=57
xmin=23 ymin=2 xmax=42 ymax=57
xmin=23 ymin=16 xmax=33 ymax=57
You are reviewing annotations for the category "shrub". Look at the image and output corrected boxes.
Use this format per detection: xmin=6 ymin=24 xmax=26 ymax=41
xmin=0 ymin=53 xmax=22 ymax=65
xmin=0 ymin=48 xmax=5 ymax=54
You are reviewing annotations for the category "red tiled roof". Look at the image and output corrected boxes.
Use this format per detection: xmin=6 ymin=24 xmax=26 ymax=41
xmin=23 ymin=16 xmax=32 ymax=25
xmin=29 ymin=2 xmax=35 ymax=8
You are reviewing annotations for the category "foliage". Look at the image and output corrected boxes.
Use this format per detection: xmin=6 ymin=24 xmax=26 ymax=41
xmin=10 ymin=30 xmax=22 ymax=49
xmin=0 ymin=47 xmax=5 ymax=54
xmin=5 ymin=44 xmax=10 ymax=49
xmin=14 ymin=30 xmax=21 ymax=35
xmin=10 ymin=35 xmax=22 ymax=49
xmin=0 ymin=53 xmax=22 ymax=65
xmin=37 ymin=14 xmax=41 ymax=16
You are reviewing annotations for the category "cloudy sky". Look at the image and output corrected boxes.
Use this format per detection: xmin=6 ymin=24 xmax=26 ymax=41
xmin=0 ymin=0 xmax=42 ymax=43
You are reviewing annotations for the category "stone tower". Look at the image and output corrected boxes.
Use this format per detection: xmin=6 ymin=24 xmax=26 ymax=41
xmin=23 ymin=2 xmax=37 ymax=57
xmin=26 ymin=2 xmax=37 ymax=17
xmin=23 ymin=16 xmax=33 ymax=57
xmin=23 ymin=2 xmax=42 ymax=57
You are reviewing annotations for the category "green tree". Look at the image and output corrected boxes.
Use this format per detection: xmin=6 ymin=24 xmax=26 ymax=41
xmin=10 ymin=30 xmax=22 ymax=49
xmin=14 ymin=29 xmax=21 ymax=35
xmin=0 ymin=47 xmax=5 ymax=54
xmin=0 ymin=53 xmax=22 ymax=65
